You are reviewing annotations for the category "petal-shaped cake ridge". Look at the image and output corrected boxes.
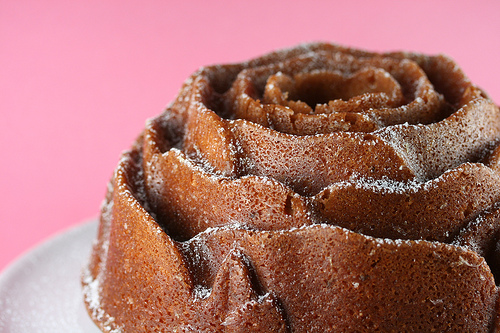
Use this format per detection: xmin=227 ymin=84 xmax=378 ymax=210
xmin=84 ymin=43 xmax=500 ymax=332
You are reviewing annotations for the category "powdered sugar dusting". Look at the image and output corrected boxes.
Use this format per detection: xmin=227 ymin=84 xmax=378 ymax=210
xmin=82 ymin=269 xmax=101 ymax=314
xmin=350 ymin=175 xmax=422 ymax=194
xmin=82 ymin=268 xmax=123 ymax=333
xmin=193 ymin=285 xmax=211 ymax=300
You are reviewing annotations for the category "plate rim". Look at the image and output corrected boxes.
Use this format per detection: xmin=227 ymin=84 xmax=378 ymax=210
xmin=0 ymin=218 xmax=98 ymax=280
xmin=0 ymin=218 xmax=100 ymax=332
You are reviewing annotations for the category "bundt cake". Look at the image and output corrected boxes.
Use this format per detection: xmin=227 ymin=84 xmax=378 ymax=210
xmin=83 ymin=43 xmax=500 ymax=332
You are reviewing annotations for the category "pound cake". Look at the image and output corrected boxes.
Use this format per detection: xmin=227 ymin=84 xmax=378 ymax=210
xmin=83 ymin=43 xmax=500 ymax=332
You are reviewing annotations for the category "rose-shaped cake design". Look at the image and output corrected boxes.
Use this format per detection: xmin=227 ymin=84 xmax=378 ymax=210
xmin=83 ymin=43 xmax=500 ymax=332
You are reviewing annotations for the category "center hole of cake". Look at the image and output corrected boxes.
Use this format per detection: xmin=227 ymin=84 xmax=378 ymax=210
xmin=292 ymin=69 xmax=398 ymax=109
xmin=291 ymin=71 xmax=351 ymax=107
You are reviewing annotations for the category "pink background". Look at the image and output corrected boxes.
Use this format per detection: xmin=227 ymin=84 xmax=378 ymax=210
xmin=1 ymin=0 xmax=500 ymax=272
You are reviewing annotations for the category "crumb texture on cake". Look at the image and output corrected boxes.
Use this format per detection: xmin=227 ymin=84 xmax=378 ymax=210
xmin=83 ymin=43 xmax=500 ymax=332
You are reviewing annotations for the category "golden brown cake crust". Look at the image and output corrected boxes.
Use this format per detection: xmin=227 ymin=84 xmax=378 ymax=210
xmin=83 ymin=43 xmax=500 ymax=332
